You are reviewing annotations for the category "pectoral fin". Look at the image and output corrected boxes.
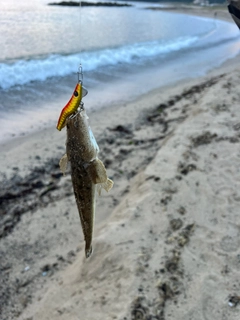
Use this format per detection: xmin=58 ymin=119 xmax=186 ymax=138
xmin=59 ymin=153 xmax=68 ymax=175
xmin=97 ymin=178 xmax=114 ymax=196
xmin=86 ymin=158 xmax=114 ymax=194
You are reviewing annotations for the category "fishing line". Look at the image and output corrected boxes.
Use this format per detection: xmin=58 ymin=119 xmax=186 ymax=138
xmin=78 ymin=0 xmax=83 ymax=81
xmin=56 ymin=0 xmax=87 ymax=131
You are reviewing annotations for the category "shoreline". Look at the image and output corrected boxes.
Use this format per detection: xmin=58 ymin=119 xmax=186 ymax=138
xmin=0 ymin=2 xmax=237 ymax=145
xmin=2 ymin=5 xmax=240 ymax=320
xmin=147 ymin=3 xmax=232 ymax=22
xmin=2 ymin=46 xmax=240 ymax=176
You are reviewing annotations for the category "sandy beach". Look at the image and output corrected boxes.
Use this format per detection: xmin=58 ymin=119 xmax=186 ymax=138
xmin=1 ymin=5 xmax=240 ymax=320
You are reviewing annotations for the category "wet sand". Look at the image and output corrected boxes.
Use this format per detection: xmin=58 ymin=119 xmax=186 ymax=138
xmin=1 ymin=5 xmax=240 ymax=320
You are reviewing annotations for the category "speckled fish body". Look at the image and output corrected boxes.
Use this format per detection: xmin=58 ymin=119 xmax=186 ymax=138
xmin=59 ymin=109 xmax=113 ymax=258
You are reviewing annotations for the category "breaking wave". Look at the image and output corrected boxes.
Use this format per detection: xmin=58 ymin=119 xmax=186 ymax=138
xmin=0 ymin=36 xmax=198 ymax=89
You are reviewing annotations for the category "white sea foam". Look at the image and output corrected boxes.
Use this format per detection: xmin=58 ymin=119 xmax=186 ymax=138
xmin=0 ymin=36 xmax=198 ymax=89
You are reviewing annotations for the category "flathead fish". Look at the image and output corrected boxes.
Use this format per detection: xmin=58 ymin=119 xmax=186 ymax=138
xmin=59 ymin=107 xmax=113 ymax=258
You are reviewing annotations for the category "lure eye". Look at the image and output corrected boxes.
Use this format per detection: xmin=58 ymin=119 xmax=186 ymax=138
xmin=74 ymin=91 xmax=78 ymax=97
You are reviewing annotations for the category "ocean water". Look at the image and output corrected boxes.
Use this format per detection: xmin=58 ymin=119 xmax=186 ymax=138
xmin=0 ymin=0 xmax=240 ymax=142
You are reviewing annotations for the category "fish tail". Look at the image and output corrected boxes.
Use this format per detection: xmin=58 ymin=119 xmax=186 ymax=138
xmin=85 ymin=243 xmax=93 ymax=258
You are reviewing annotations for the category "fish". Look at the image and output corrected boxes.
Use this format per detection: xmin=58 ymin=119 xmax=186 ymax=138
xmin=59 ymin=107 xmax=113 ymax=258
xmin=56 ymin=81 xmax=88 ymax=131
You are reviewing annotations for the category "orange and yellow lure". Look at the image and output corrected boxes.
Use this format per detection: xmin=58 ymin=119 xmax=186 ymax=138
xmin=56 ymin=82 xmax=83 ymax=131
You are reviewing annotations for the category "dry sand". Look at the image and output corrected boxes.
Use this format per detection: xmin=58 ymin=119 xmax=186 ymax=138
xmin=1 ymin=5 xmax=240 ymax=320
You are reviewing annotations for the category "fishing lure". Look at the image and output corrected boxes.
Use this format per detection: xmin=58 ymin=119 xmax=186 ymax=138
xmin=56 ymin=81 xmax=83 ymax=131
xmin=56 ymin=67 xmax=88 ymax=131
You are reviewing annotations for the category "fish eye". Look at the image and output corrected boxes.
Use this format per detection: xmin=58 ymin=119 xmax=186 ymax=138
xmin=74 ymin=91 xmax=78 ymax=97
